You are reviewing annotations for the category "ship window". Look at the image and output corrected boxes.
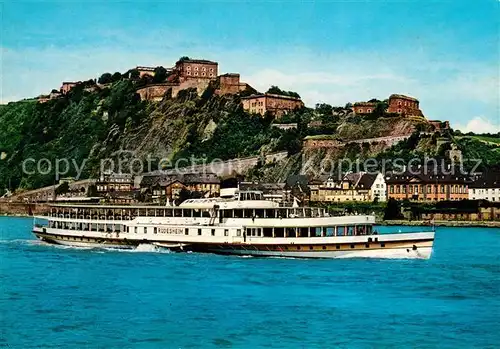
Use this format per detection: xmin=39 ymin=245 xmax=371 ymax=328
xmin=365 ymin=243 xmax=369 ymax=248
xmin=202 ymin=210 xmax=211 ymax=218
xmin=274 ymin=228 xmax=284 ymax=237
xmin=198 ymin=229 xmax=202 ymax=236
xmin=236 ymin=229 xmax=241 ymax=236
xmin=193 ymin=210 xmax=201 ymax=217
xmin=299 ymin=227 xmax=309 ymax=237
xmin=185 ymin=228 xmax=189 ymax=235
xmin=309 ymin=246 xmax=313 ymax=250
xmin=297 ymin=246 xmax=301 ymax=250
xmin=312 ymin=227 xmax=321 ymax=237
xmin=255 ymin=209 xmax=264 ymax=218
xmin=347 ymin=226 xmax=355 ymax=236
xmin=175 ymin=209 xmax=182 ymax=217
xmin=154 ymin=227 xmax=157 ymax=234
xmin=224 ymin=229 xmax=229 ymax=236
xmin=263 ymin=228 xmax=273 ymax=237
xmin=234 ymin=209 xmax=243 ymax=218
xmin=211 ymin=229 xmax=215 ymax=236
xmin=265 ymin=209 xmax=276 ymax=218
xmin=322 ymin=246 xmax=326 ymax=250
xmin=337 ymin=226 xmax=345 ymax=236
xmin=350 ymin=244 xmax=355 ymax=249
xmin=326 ymin=227 xmax=335 ymax=237
xmin=336 ymin=245 xmax=340 ymax=249
xmin=144 ymin=227 xmax=147 ymax=234
xmin=243 ymin=209 xmax=253 ymax=218
xmin=134 ymin=227 xmax=138 ymax=234
xmin=366 ymin=225 xmax=373 ymax=235
xmin=286 ymin=227 xmax=296 ymax=238
xmin=356 ymin=226 xmax=365 ymax=235
xmin=381 ymin=243 xmax=385 ymax=247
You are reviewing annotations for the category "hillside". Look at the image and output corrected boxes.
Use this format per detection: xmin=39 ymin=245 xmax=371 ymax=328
xmin=0 ymin=81 xmax=295 ymax=192
xmin=1 ymin=80 xmax=499 ymax=194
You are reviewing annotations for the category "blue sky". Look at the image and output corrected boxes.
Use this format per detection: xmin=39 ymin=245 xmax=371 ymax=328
xmin=1 ymin=0 xmax=499 ymax=132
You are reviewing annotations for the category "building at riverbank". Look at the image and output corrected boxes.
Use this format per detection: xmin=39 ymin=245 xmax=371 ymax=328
xmin=385 ymin=168 xmax=471 ymax=201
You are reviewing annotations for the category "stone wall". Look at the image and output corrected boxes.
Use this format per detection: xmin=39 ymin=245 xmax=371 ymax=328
xmin=0 ymin=202 xmax=50 ymax=216
xmin=303 ymin=139 xmax=343 ymax=149
xmin=171 ymin=79 xmax=211 ymax=98
xmin=136 ymin=84 xmax=174 ymax=101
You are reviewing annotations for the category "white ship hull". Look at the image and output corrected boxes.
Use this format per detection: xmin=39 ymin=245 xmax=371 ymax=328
xmin=32 ymin=196 xmax=435 ymax=259
xmin=33 ymin=227 xmax=434 ymax=259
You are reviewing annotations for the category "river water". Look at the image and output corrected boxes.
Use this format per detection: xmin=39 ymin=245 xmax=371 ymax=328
xmin=1 ymin=217 xmax=499 ymax=348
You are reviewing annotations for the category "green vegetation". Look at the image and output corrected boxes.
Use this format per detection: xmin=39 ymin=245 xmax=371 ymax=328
xmin=456 ymin=135 xmax=500 ymax=145
xmin=0 ymin=81 xmax=300 ymax=192
xmin=266 ymin=86 xmax=301 ymax=99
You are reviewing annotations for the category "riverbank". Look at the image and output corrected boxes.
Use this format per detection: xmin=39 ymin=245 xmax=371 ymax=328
xmin=380 ymin=220 xmax=500 ymax=228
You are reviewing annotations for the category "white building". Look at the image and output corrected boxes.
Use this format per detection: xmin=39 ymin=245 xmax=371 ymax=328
xmin=469 ymin=172 xmax=500 ymax=202
xmin=356 ymin=172 xmax=387 ymax=202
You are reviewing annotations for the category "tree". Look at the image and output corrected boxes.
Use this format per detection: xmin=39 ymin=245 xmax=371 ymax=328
xmin=384 ymin=198 xmax=403 ymax=220
xmin=176 ymin=56 xmax=190 ymax=64
xmin=111 ymin=72 xmax=122 ymax=83
xmin=98 ymin=73 xmax=113 ymax=84
xmin=315 ymin=103 xmax=333 ymax=117
xmin=128 ymin=69 xmax=140 ymax=80
xmin=266 ymin=86 xmax=301 ymax=99
xmin=153 ymin=66 xmax=168 ymax=83
xmin=372 ymin=101 xmax=388 ymax=118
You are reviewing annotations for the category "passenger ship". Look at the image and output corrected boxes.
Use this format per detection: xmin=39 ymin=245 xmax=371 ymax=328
xmin=32 ymin=190 xmax=434 ymax=259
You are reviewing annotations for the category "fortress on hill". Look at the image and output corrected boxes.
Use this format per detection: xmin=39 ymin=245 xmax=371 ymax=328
xmin=35 ymin=56 xmax=448 ymax=125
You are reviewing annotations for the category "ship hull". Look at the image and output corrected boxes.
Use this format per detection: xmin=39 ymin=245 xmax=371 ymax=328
xmin=33 ymin=229 xmax=433 ymax=259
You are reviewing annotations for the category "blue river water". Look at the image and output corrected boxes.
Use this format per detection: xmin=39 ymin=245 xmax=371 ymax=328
xmin=1 ymin=217 xmax=499 ymax=348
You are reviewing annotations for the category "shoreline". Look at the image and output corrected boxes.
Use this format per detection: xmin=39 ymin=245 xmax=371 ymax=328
xmin=379 ymin=220 xmax=500 ymax=228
